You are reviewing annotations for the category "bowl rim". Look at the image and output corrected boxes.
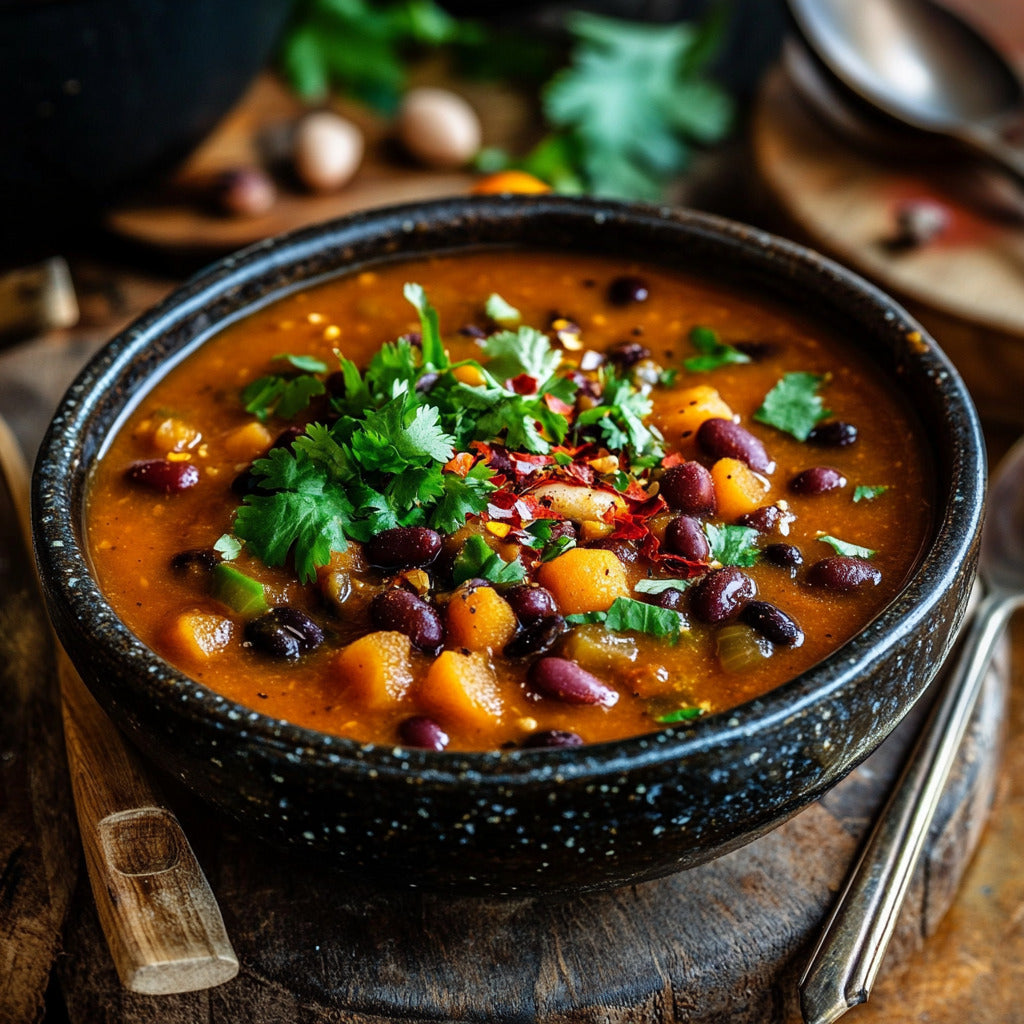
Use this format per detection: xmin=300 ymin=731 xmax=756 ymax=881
xmin=32 ymin=194 xmax=987 ymax=786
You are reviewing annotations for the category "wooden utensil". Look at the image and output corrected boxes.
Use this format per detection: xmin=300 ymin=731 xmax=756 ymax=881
xmin=0 ymin=414 xmax=239 ymax=995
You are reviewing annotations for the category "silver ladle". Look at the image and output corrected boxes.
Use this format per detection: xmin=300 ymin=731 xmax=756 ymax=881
xmin=787 ymin=0 xmax=1024 ymax=186
xmin=800 ymin=435 xmax=1024 ymax=1023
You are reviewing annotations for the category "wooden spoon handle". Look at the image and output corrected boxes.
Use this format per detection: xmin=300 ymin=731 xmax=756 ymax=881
xmin=0 ymin=413 xmax=238 ymax=995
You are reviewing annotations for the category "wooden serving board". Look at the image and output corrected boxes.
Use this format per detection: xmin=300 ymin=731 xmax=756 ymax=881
xmin=55 ymin=635 xmax=1008 ymax=1024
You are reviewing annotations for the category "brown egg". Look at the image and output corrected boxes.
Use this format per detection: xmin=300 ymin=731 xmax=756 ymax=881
xmin=397 ymin=87 xmax=481 ymax=169
xmin=293 ymin=111 xmax=364 ymax=193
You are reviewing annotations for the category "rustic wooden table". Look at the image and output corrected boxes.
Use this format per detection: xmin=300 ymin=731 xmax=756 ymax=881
xmin=2 ymin=52 xmax=1024 ymax=1021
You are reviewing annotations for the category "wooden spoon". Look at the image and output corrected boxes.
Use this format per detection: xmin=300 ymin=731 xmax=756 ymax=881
xmin=0 ymin=414 xmax=239 ymax=995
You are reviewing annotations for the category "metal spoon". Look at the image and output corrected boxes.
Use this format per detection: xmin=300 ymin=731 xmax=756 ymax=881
xmin=787 ymin=0 xmax=1024 ymax=186
xmin=800 ymin=435 xmax=1024 ymax=1024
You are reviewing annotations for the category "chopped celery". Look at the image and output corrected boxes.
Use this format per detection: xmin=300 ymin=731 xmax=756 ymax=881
xmin=211 ymin=563 xmax=269 ymax=617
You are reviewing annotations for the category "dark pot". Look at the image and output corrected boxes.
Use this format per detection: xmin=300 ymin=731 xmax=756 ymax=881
xmin=32 ymin=196 xmax=986 ymax=895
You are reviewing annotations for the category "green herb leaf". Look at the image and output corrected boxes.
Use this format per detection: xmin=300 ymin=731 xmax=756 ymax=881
xmin=485 ymin=293 xmax=521 ymax=326
xmin=575 ymin=368 xmax=664 ymax=462
xmin=213 ymin=534 xmax=242 ymax=561
xmin=276 ymin=353 xmax=329 ymax=373
xmin=634 ymin=577 xmax=696 ymax=595
xmin=210 ymin=564 xmax=269 ymax=618
xmin=429 ymin=463 xmax=496 ymax=534
xmin=853 ymin=484 xmax=889 ymax=503
xmin=481 ymin=326 xmax=561 ymax=383
xmin=452 ymin=534 xmax=526 ymax=585
xmin=683 ymin=325 xmax=752 ymax=373
xmin=657 ymin=367 xmax=679 ymax=387
xmin=704 ymin=523 xmax=760 ymax=567
xmin=754 ymin=372 xmax=831 ymax=441
xmin=819 ymin=534 xmax=876 ymax=559
xmin=656 ymin=706 xmax=704 ymax=724
xmin=566 ymin=597 xmax=686 ymax=638
xmin=404 ymin=282 xmax=447 ymax=369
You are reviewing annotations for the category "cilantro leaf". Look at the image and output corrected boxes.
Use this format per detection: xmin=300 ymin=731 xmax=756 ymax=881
xmin=683 ymin=326 xmax=752 ymax=373
xmin=656 ymin=706 xmax=705 ymax=724
xmin=242 ymin=372 xmax=326 ymax=423
xmin=634 ymin=577 xmax=695 ymax=595
xmin=853 ymin=485 xmax=889 ymax=503
xmin=429 ymin=464 xmax=496 ymax=534
xmin=452 ymin=534 xmax=526 ymax=585
xmin=485 ymin=293 xmax=521 ymax=326
xmin=566 ymin=597 xmax=686 ymax=638
xmin=819 ymin=534 xmax=876 ymax=559
xmin=276 ymin=353 xmax=329 ymax=373
xmin=754 ymin=372 xmax=831 ymax=441
xmin=481 ymin=326 xmax=561 ymax=383
xmin=350 ymin=393 xmax=455 ymax=471
xmin=213 ymin=533 xmax=242 ymax=561
xmin=574 ymin=368 xmax=664 ymax=462
xmin=404 ymin=282 xmax=447 ymax=369
xmin=704 ymin=523 xmax=760 ymax=567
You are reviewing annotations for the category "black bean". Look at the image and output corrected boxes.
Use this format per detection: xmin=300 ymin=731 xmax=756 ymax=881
xmin=484 ymin=444 xmax=516 ymax=477
xmin=125 ymin=459 xmax=199 ymax=494
xmin=696 ymin=418 xmax=774 ymax=474
xmin=399 ymin=716 xmax=450 ymax=751
xmin=521 ymin=730 xmax=584 ymax=749
xmin=271 ymin=425 xmax=305 ymax=451
xmin=689 ymin=567 xmax=756 ymax=624
xmin=732 ymin=340 xmax=778 ymax=361
xmin=807 ymin=420 xmax=859 ymax=447
xmin=526 ymin=657 xmax=619 ymax=706
xmin=664 ymin=515 xmax=711 ymax=562
xmin=325 ymin=370 xmax=347 ymax=398
xmin=660 ymin=462 xmax=716 ymax=514
xmin=505 ymin=584 xmax=558 ymax=624
xmin=231 ymin=465 xmax=271 ymax=497
xmin=607 ymin=275 xmax=649 ymax=306
xmin=365 ymin=526 xmax=442 ymax=569
xmin=245 ymin=606 xmax=324 ymax=660
xmin=370 ymin=589 xmax=444 ymax=652
xmin=807 ymin=557 xmax=882 ymax=592
xmin=740 ymin=600 xmax=804 ymax=646
xmin=649 ymin=586 xmax=688 ymax=611
xmin=170 ymin=548 xmax=220 ymax=578
xmin=586 ymin=538 xmax=639 ymax=565
xmin=504 ymin=615 xmax=565 ymax=659
xmin=764 ymin=543 xmax=803 ymax=568
xmin=790 ymin=466 xmax=847 ymax=495
xmin=605 ymin=340 xmax=651 ymax=370
xmin=546 ymin=520 xmax=579 ymax=544
xmin=739 ymin=504 xmax=781 ymax=533
xmin=458 ymin=324 xmax=487 ymax=338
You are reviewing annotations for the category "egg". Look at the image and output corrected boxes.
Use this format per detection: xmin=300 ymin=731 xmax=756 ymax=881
xmin=293 ymin=112 xmax=364 ymax=193
xmin=397 ymin=87 xmax=482 ymax=170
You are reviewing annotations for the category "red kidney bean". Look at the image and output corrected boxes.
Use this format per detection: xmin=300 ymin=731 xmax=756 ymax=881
xmin=607 ymin=275 xmax=649 ymax=306
xmin=807 ymin=557 xmax=882 ymax=592
xmin=689 ymin=567 xmax=756 ymax=623
xmin=526 ymin=657 xmax=619 ymax=707
xmin=587 ymin=538 xmax=640 ymax=565
xmin=739 ymin=504 xmax=781 ymax=533
xmin=370 ymin=589 xmax=444 ymax=652
xmin=245 ymin=606 xmax=324 ymax=660
xmin=660 ymin=462 xmax=716 ymax=514
xmin=521 ymin=730 xmax=584 ymax=749
xmin=665 ymin=515 xmax=711 ymax=562
xmin=790 ymin=466 xmax=847 ymax=495
xmin=648 ymin=586 xmax=688 ymax=611
xmin=365 ymin=526 xmax=442 ymax=569
xmin=740 ymin=600 xmax=804 ymax=647
xmin=807 ymin=420 xmax=858 ymax=447
xmin=696 ymin=418 xmax=773 ymax=474
xmin=765 ymin=543 xmax=803 ymax=569
xmin=605 ymin=340 xmax=651 ymax=369
xmin=505 ymin=584 xmax=558 ymax=624
xmin=504 ymin=615 xmax=565 ymax=659
xmin=399 ymin=716 xmax=449 ymax=751
xmin=125 ymin=459 xmax=199 ymax=494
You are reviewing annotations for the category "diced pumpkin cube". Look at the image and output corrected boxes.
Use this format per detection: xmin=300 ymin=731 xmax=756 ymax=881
xmin=446 ymin=586 xmax=518 ymax=652
xmin=657 ymin=386 xmax=734 ymax=443
xmin=711 ymin=458 xmax=771 ymax=521
xmin=332 ymin=631 xmax=413 ymax=711
xmin=161 ymin=610 xmax=233 ymax=663
xmin=418 ymin=650 xmax=504 ymax=730
xmin=536 ymin=547 xmax=629 ymax=615
xmin=223 ymin=420 xmax=273 ymax=460
xmin=153 ymin=416 xmax=202 ymax=453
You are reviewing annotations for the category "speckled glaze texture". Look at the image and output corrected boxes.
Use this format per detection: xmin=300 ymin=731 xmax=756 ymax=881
xmin=33 ymin=197 xmax=986 ymax=896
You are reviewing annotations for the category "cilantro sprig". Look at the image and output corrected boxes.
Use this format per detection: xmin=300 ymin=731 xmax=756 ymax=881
xmin=241 ymin=353 xmax=328 ymax=422
xmin=853 ymin=485 xmax=889 ymax=503
xmin=704 ymin=523 xmax=759 ymax=567
xmin=452 ymin=534 xmax=526 ymax=586
xmin=683 ymin=326 xmax=751 ymax=373
xmin=819 ymin=534 xmax=876 ymax=559
xmin=754 ymin=372 xmax=831 ymax=441
xmin=566 ymin=597 xmax=686 ymax=639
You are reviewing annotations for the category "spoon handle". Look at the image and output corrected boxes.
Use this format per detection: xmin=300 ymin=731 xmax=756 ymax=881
xmin=799 ymin=588 xmax=1018 ymax=1024
xmin=952 ymin=123 xmax=1024 ymax=189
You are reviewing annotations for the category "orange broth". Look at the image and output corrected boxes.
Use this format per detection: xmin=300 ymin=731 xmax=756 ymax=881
xmin=87 ymin=251 xmax=933 ymax=750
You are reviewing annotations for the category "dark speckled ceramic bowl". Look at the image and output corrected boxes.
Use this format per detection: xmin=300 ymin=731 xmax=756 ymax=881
xmin=33 ymin=197 xmax=985 ymax=895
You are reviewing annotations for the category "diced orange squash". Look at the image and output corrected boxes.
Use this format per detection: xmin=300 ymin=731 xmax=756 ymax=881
xmin=152 ymin=416 xmax=202 ymax=453
xmin=332 ymin=631 xmax=413 ymax=711
xmin=657 ymin=386 xmax=734 ymax=443
xmin=446 ymin=586 xmax=518 ymax=652
xmin=418 ymin=650 xmax=504 ymax=730
xmin=452 ymin=363 xmax=487 ymax=387
xmin=223 ymin=420 xmax=273 ymax=460
xmin=536 ymin=547 xmax=629 ymax=616
xmin=711 ymin=458 xmax=771 ymax=521
xmin=471 ymin=170 xmax=552 ymax=195
xmin=161 ymin=610 xmax=233 ymax=663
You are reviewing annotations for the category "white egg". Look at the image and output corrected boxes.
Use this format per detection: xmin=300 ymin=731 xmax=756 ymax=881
xmin=397 ymin=87 xmax=482 ymax=170
xmin=293 ymin=112 xmax=364 ymax=193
